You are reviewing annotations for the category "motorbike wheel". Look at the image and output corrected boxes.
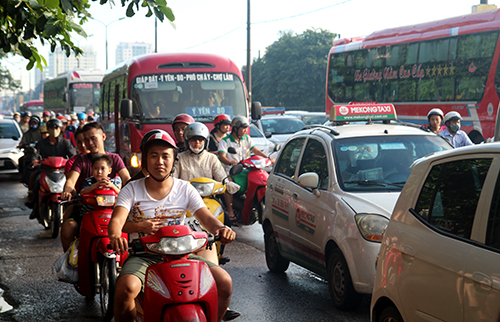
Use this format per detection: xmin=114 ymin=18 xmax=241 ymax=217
xmin=40 ymin=203 xmax=50 ymax=230
xmin=49 ymin=201 xmax=62 ymax=238
xmin=264 ymin=224 xmax=289 ymax=273
xmin=100 ymin=257 xmax=117 ymax=321
xmin=327 ymin=249 xmax=361 ymax=311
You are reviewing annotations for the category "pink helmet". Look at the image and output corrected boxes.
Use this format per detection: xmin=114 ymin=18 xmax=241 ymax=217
xmin=213 ymin=114 xmax=231 ymax=127
xmin=173 ymin=113 xmax=195 ymax=126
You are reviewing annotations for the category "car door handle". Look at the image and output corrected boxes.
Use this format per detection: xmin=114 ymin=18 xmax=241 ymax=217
xmin=401 ymin=244 xmax=415 ymax=264
xmin=292 ymin=193 xmax=299 ymax=202
xmin=472 ymin=272 xmax=493 ymax=290
xmin=269 ymin=183 xmax=273 ymax=191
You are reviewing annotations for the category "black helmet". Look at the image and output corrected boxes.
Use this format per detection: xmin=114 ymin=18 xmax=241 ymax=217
xmin=46 ymin=118 xmax=63 ymax=128
xmin=29 ymin=115 xmax=41 ymax=124
xmin=21 ymin=111 xmax=31 ymax=117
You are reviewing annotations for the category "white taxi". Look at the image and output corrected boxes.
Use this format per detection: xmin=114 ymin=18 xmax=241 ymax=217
xmin=371 ymin=143 xmax=500 ymax=322
xmin=262 ymin=104 xmax=453 ymax=310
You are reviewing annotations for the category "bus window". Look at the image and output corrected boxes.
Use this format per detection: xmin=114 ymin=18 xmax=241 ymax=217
xmin=387 ymin=45 xmax=401 ymax=66
xmin=406 ymin=43 xmax=418 ymax=65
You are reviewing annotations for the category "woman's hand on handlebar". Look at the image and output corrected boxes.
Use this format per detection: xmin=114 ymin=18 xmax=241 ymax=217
xmin=215 ymin=226 xmax=236 ymax=244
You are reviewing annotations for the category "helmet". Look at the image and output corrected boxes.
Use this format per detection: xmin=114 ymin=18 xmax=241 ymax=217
xmin=57 ymin=115 xmax=68 ymax=123
xmin=77 ymin=112 xmax=87 ymax=120
xmin=443 ymin=111 xmax=462 ymax=123
xmin=70 ymin=113 xmax=77 ymax=120
xmin=140 ymin=129 xmax=177 ymax=153
xmin=50 ymin=111 xmax=56 ymax=118
xmin=184 ymin=122 xmax=210 ymax=152
xmin=213 ymin=114 xmax=231 ymax=127
xmin=231 ymin=116 xmax=250 ymax=128
xmin=21 ymin=111 xmax=31 ymax=117
xmin=172 ymin=113 xmax=195 ymax=126
xmin=46 ymin=118 xmax=63 ymax=128
xmin=29 ymin=115 xmax=41 ymax=124
xmin=427 ymin=108 xmax=444 ymax=120
xmin=42 ymin=111 xmax=51 ymax=117
xmin=13 ymin=112 xmax=20 ymax=117
xmin=39 ymin=124 xmax=48 ymax=133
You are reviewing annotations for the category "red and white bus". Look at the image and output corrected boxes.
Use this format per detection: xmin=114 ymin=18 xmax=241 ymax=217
xmin=20 ymin=100 xmax=44 ymax=117
xmin=326 ymin=9 xmax=500 ymax=143
xmin=44 ymin=69 xmax=104 ymax=115
xmin=100 ymin=53 xmax=254 ymax=174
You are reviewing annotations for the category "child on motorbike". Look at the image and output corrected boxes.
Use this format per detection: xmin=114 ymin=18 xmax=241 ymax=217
xmin=80 ymin=153 xmax=122 ymax=195
xmin=109 ymin=130 xmax=236 ymax=322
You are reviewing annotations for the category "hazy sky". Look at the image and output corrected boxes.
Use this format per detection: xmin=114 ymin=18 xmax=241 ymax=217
xmin=3 ymin=0 xmax=497 ymax=91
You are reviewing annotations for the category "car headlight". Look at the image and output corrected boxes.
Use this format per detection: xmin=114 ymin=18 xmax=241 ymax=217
xmin=191 ymin=182 xmax=215 ymax=197
xmin=354 ymin=214 xmax=389 ymax=242
xmin=96 ymin=195 xmax=116 ymax=207
xmin=146 ymin=235 xmax=207 ymax=255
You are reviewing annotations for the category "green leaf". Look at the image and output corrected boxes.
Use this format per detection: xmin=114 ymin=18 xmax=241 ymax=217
xmin=126 ymin=2 xmax=135 ymax=17
xmin=44 ymin=21 xmax=59 ymax=36
xmin=44 ymin=0 xmax=59 ymax=9
xmin=60 ymin=0 xmax=72 ymax=14
xmin=153 ymin=6 xmax=164 ymax=22
xmin=159 ymin=5 xmax=174 ymax=22
xmin=145 ymin=7 xmax=152 ymax=17
xmin=19 ymin=44 xmax=32 ymax=59
xmin=29 ymin=0 xmax=42 ymax=10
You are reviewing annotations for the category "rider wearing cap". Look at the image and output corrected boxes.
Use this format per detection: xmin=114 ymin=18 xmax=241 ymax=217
xmin=427 ymin=108 xmax=445 ymax=134
xmin=208 ymin=114 xmax=232 ymax=154
xmin=41 ymin=111 xmax=51 ymax=126
xmin=109 ymin=129 xmax=236 ymax=322
xmin=172 ymin=113 xmax=195 ymax=152
xmin=439 ymin=111 xmax=474 ymax=148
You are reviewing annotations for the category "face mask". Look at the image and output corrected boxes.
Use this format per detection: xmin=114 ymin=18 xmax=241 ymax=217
xmin=48 ymin=128 xmax=61 ymax=138
xmin=30 ymin=124 xmax=38 ymax=130
xmin=189 ymin=142 xmax=204 ymax=154
xmin=450 ymin=124 xmax=460 ymax=133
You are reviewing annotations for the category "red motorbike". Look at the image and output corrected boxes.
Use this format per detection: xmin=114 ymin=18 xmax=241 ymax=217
xmin=128 ymin=224 xmax=219 ymax=322
xmin=228 ymin=152 xmax=272 ymax=225
xmin=35 ymin=156 xmax=67 ymax=238
xmin=67 ymin=189 xmax=128 ymax=321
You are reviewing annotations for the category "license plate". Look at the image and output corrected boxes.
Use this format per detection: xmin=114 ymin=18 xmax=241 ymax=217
xmin=0 ymin=160 xmax=4 ymax=167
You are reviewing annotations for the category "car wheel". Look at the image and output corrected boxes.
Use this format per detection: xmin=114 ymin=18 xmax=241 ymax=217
xmin=264 ymin=225 xmax=289 ymax=273
xmin=327 ymin=249 xmax=361 ymax=310
xmin=378 ymin=306 xmax=403 ymax=322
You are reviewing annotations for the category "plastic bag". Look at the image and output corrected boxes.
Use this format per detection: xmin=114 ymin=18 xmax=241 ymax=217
xmin=52 ymin=239 xmax=79 ymax=284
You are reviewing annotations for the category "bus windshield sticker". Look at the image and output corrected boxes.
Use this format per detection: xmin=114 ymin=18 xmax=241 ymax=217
xmin=379 ymin=143 xmax=406 ymax=150
xmin=145 ymin=82 xmax=158 ymax=89
xmin=185 ymin=106 xmax=234 ymax=119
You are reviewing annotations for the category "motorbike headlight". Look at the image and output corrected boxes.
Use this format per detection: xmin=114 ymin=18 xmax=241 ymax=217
xmin=354 ymin=214 xmax=390 ymax=242
xmin=146 ymin=235 xmax=207 ymax=255
xmin=251 ymin=159 xmax=267 ymax=169
xmin=96 ymin=195 xmax=116 ymax=207
xmin=45 ymin=176 xmax=66 ymax=193
xmin=191 ymin=182 xmax=215 ymax=197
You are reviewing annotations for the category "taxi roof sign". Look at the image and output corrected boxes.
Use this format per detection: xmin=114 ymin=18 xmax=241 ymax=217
xmin=262 ymin=107 xmax=285 ymax=115
xmin=330 ymin=104 xmax=397 ymax=121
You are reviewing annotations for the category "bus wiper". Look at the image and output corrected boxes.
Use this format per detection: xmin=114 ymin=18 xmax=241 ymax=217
xmin=385 ymin=181 xmax=406 ymax=187
xmin=344 ymin=180 xmax=387 ymax=186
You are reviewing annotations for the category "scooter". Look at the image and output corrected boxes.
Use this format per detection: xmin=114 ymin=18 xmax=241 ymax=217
xmin=228 ymin=147 xmax=272 ymax=225
xmin=36 ymin=156 xmax=67 ymax=238
xmin=128 ymin=224 xmax=219 ymax=322
xmin=71 ymin=189 xmax=128 ymax=321
xmin=186 ymin=177 xmax=229 ymax=264
xmin=19 ymin=142 xmax=37 ymax=186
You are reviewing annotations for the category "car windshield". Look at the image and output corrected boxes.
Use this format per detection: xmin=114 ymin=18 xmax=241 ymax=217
xmin=0 ymin=122 xmax=21 ymax=138
xmin=334 ymin=135 xmax=452 ymax=192
xmin=250 ymin=124 xmax=264 ymax=138
xmin=261 ymin=117 xmax=306 ymax=135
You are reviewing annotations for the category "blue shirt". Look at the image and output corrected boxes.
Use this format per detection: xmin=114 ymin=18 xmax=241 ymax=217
xmin=439 ymin=128 xmax=473 ymax=148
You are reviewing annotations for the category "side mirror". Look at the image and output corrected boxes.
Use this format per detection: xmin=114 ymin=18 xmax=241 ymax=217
xmin=251 ymin=101 xmax=262 ymax=121
xmin=229 ymin=163 xmax=244 ymax=176
xmin=227 ymin=147 xmax=238 ymax=154
xmin=12 ymin=136 xmax=19 ymax=141
xmin=120 ymin=99 xmax=133 ymax=119
xmin=274 ymin=144 xmax=281 ymax=152
xmin=63 ymin=92 xmax=68 ymax=103
xmin=297 ymin=172 xmax=319 ymax=189
xmin=265 ymin=131 xmax=272 ymax=138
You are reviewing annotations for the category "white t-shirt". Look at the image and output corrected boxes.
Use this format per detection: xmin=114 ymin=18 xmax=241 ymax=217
xmin=116 ymin=177 xmax=206 ymax=239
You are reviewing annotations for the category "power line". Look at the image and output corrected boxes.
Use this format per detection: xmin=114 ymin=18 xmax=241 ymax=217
xmin=177 ymin=0 xmax=353 ymax=51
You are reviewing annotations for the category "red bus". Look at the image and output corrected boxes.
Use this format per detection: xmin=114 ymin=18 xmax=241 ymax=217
xmin=100 ymin=53 xmax=256 ymax=174
xmin=326 ymin=9 xmax=500 ymax=143
xmin=20 ymin=100 xmax=44 ymax=117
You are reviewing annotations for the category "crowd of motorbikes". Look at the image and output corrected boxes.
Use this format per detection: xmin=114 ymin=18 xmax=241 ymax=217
xmin=18 ymin=139 xmax=274 ymax=321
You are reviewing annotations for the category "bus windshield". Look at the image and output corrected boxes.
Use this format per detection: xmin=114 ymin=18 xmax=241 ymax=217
xmin=130 ymin=72 xmax=246 ymax=122
xmin=69 ymin=83 xmax=101 ymax=112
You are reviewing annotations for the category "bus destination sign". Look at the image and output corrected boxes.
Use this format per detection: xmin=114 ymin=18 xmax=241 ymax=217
xmin=135 ymin=72 xmax=234 ymax=86
xmin=331 ymin=104 xmax=397 ymax=121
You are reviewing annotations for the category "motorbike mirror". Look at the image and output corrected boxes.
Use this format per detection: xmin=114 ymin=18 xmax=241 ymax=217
xmin=264 ymin=132 xmax=272 ymax=138
xmin=227 ymin=147 xmax=238 ymax=154
xmin=274 ymin=144 xmax=281 ymax=152
xmin=229 ymin=163 xmax=244 ymax=176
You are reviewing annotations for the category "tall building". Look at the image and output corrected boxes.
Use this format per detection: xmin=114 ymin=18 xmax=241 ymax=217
xmin=47 ymin=46 xmax=97 ymax=78
xmin=115 ymin=42 xmax=153 ymax=65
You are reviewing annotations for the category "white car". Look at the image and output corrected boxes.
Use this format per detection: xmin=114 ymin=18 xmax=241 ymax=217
xmin=262 ymin=104 xmax=453 ymax=311
xmin=249 ymin=124 xmax=277 ymax=156
xmin=0 ymin=119 xmax=23 ymax=174
xmin=252 ymin=113 xmax=306 ymax=148
xmin=371 ymin=143 xmax=500 ymax=322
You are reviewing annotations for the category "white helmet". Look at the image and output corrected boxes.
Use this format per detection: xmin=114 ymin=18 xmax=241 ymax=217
xmin=183 ymin=122 xmax=210 ymax=153
xmin=443 ymin=111 xmax=462 ymax=124
xmin=427 ymin=108 xmax=444 ymax=120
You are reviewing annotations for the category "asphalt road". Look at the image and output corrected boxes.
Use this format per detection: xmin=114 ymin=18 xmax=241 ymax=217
xmin=0 ymin=172 xmax=370 ymax=322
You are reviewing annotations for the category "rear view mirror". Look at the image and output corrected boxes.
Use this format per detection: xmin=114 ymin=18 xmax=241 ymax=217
xmin=297 ymin=172 xmax=319 ymax=189
xmin=251 ymin=101 xmax=262 ymax=121
xmin=265 ymin=132 xmax=272 ymax=138
xmin=120 ymin=99 xmax=133 ymax=119
xmin=229 ymin=163 xmax=244 ymax=176
xmin=227 ymin=147 xmax=238 ymax=154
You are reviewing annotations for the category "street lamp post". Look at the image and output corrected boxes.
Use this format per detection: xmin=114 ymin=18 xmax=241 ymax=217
xmin=90 ymin=17 xmax=125 ymax=70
